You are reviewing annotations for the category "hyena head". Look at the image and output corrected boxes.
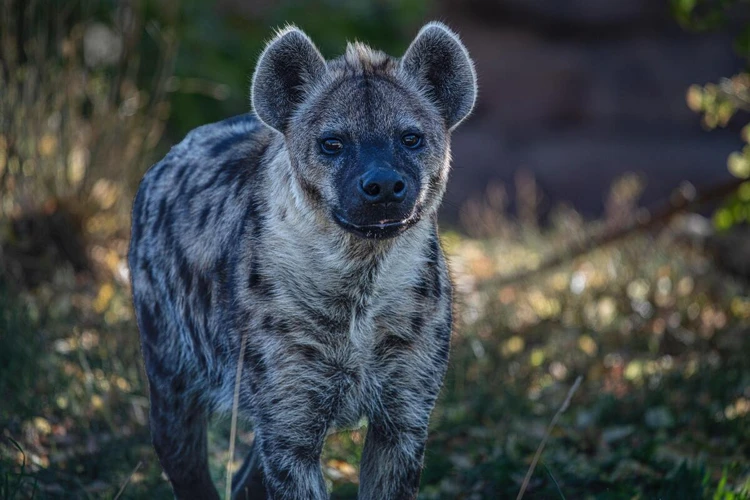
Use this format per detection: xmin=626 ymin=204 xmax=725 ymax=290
xmin=251 ymin=22 xmax=477 ymax=240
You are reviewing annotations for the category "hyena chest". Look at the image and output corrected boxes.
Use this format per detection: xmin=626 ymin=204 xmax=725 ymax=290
xmin=261 ymin=259 xmax=414 ymax=430
xmin=313 ymin=319 xmax=380 ymax=431
xmin=308 ymin=303 xmax=397 ymax=431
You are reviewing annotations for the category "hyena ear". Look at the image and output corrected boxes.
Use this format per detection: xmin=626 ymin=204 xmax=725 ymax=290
xmin=251 ymin=26 xmax=328 ymax=133
xmin=400 ymin=22 xmax=477 ymax=130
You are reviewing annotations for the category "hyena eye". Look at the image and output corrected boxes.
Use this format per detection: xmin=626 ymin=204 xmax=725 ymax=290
xmin=401 ymin=133 xmax=422 ymax=149
xmin=320 ymin=138 xmax=344 ymax=155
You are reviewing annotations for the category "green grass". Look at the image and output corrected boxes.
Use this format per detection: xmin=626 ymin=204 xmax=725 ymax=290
xmin=1 ymin=222 xmax=749 ymax=499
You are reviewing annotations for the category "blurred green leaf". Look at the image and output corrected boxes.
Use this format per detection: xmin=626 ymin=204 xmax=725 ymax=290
xmin=728 ymin=152 xmax=750 ymax=179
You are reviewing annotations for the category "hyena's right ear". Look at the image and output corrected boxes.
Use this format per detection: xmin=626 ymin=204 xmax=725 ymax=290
xmin=251 ymin=26 xmax=328 ymax=133
xmin=400 ymin=22 xmax=477 ymax=131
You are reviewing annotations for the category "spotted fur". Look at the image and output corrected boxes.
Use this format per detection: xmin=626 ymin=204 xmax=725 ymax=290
xmin=128 ymin=22 xmax=476 ymax=500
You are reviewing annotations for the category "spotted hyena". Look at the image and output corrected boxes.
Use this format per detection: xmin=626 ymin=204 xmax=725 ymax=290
xmin=128 ymin=22 xmax=477 ymax=500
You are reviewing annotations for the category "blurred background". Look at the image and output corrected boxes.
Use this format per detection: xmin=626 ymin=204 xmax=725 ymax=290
xmin=1 ymin=0 xmax=749 ymax=498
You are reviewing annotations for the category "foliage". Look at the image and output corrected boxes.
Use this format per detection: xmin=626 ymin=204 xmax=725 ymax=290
xmin=0 ymin=0 xmax=176 ymax=290
xmin=671 ymin=0 xmax=750 ymax=229
xmin=2 ymin=201 xmax=749 ymax=498
xmin=164 ymin=0 xmax=429 ymax=138
xmin=0 ymin=0 xmax=175 ymax=216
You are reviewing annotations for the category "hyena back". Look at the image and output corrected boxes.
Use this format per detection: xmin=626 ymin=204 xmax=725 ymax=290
xmin=128 ymin=22 xmax=476 ymax=500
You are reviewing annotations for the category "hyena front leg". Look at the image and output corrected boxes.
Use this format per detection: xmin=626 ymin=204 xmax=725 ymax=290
xmin=358 ymin=404 xmax=431 ymax=500
xmin=250 ymin=369 xmax=338 ymax=500
xmin=359 ymin=339 xmax=450 ymax=499
xmin=146 ymin=368 xmax=218 ymax=500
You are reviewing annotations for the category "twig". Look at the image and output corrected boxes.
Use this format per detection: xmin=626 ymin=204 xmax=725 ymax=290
xmin=486 ymin=177 xmax=745 ymax=288
xmin=113 ymin=461 xmax=142 ymax=500
xmin=543 ymin=462 xmax=566 ymax=500
xmin=516 ymin=376 xmax=583 ymax=500
xmin=225 ymin=332 xmax=248 ymax=500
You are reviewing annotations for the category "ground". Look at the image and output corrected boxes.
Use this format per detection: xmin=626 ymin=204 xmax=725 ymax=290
xmin=1 ymin=213 xmax=749 ymax=499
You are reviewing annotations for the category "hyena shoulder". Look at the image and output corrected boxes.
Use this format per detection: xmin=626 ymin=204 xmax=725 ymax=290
xmin=130 ymin=113 xmax=275 ymax=271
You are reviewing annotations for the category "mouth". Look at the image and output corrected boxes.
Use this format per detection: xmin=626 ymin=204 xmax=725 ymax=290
xmin=333 ymin=212 xmax=420 ymax=239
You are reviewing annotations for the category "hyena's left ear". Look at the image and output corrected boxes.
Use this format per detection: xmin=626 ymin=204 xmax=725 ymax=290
xmin=400 ymin=22 xmax=477 ymax=130
xmin=251 ymin=26 xmax=328 ymax=133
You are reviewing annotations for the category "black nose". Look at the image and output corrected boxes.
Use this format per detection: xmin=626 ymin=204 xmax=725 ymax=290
xmin=358 ymin=168 xmax=407 ymax=204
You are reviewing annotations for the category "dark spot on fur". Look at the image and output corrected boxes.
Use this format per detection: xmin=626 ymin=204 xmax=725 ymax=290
xmin=178 ymin=257 xmax=193 ymax=294
xmin=215 ymin=199 xmax=227 ymax=224
xmin=172 ymin=161 xmax=190 ymax=189
xmin=248 ymin=256 xmax=273 ymax=296
xmin=214 ymin=256 xmax=233 ymax=303
xmin=428 ymin=174 xmax=441 ymax=195
xmin=413 ymin=234 xmax=443 ymax=300
xmin=291 ymin=343 xmax=319 ymax=362
xmin=183 ymin=306 xmax=209 ymax=371
xmin=278 ymin=319 xmax=293 ymax=334
xmin=297 ymin=301 xmax=343 ymax=333
xmin=209 ymin=133 xmax=247 ymax=158
xmin=297 ymin=176 xmax=323 ymax=205
xmin=411 ymin=313 xmax=424 ymax=333
xmin=291 ymin=444 xmax=319 ymax=465
xmin=414 ymin=277 xmax=430 ymax=298
xmin=262 ymin=315 xmax=274 ymax=331
xmin=214 ymin=335 xmax=230 ymax=360
xmin=236 ymin=142 xmax=268 ymax=198
xmin=152 ymin=199 xmax=168 ymax=235
xmin=245 ymin=346 xmax=267 ymax=378
xmin=196 ymin=274 xmax=212 ymax=314
xmin=149 ymin=160 xmax=169 ymax=183
xmin=252 ymin=216 xmax=265 ymax=240
xmin=171 ymin=376 xmax=186 ymax=394
xmin=198 ymin=206 xmax=210 ymax=230
xmin=189 ymin=168 xmax=223 ymax=198
xmin=375 ymin=335 xmax=413 ymax=358
xmin=233 ymin=169 xmax=251 ymax=198
xmin=273 ymin=466 xmax=292 ymax=483
xmin=434 ymin=316 xmax=452 ymax=365
xmin=432 ymin=271 xmax=442 ymax=299
xmin=248 ymin=256 xmax=261 ymax=288
xmin=139 ymin=303 xmax=159 ymax=343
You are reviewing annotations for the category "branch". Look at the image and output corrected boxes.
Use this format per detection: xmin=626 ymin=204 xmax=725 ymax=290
xmin=483 ymin=177 xmax=746 ymax=288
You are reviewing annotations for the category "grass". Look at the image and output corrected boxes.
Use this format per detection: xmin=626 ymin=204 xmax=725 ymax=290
xmin=1 ymin=210 xmax=749 ymax=499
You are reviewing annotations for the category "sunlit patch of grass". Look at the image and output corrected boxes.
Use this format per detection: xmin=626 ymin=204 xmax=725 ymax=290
xmin=2 ymin=207 xmax=749 ymax=499
xmin=412 ymin=220 xmax=750 ymax=499
xmin=0 ymin=437 xmax=39 ymax=500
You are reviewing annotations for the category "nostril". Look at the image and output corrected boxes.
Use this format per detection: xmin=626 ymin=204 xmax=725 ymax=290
xmin=393 ymin=180 xmax=405 ymax=194
xmin=362 ymin=181 xmax=381 ymax=197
